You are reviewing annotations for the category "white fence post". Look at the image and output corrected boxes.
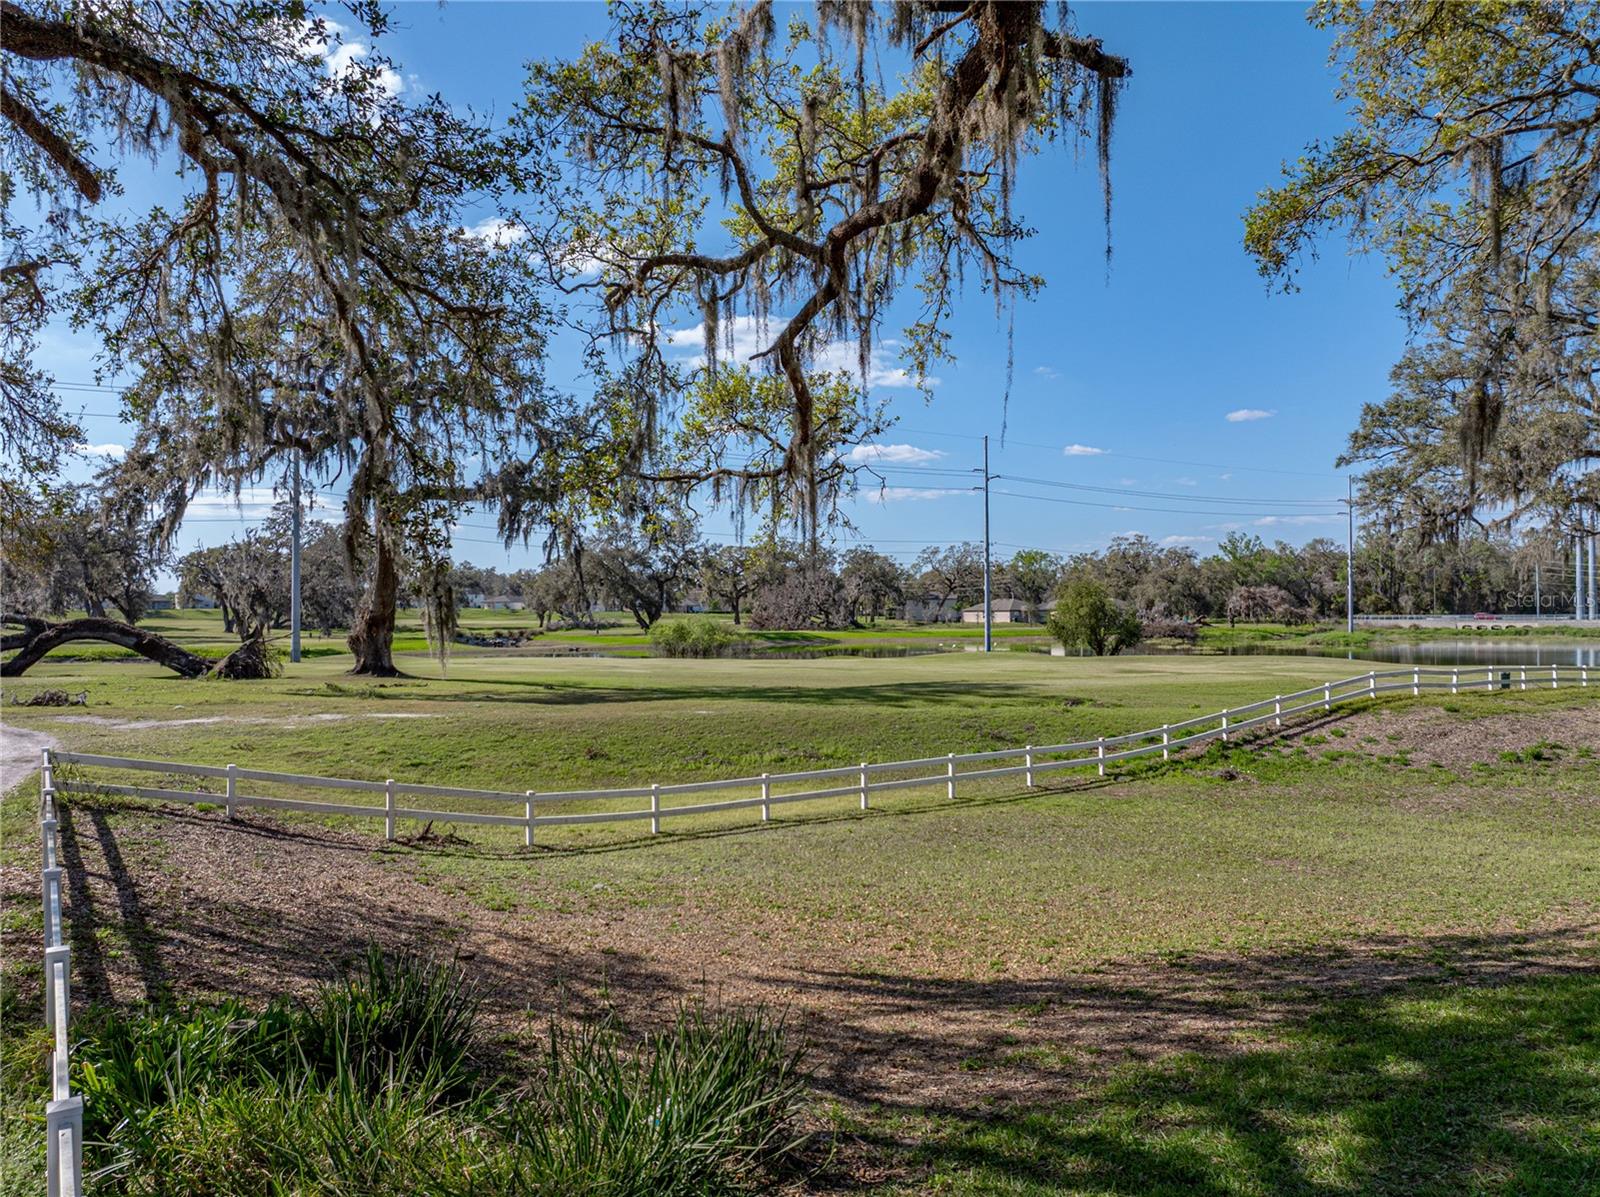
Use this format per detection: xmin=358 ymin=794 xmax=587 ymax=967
xmin=1096 ymin=737 xmax=1105 ymax=777
xmin=1550 ymin=665 xmax=1558 ymax=690
xmin=650 ymin=783 xmax=660 ymax=834
xmin=1367 ymin=670 xmax=1376 ymax=698
xmin=1412 ymin=668 xmax=1420 ymax=697
xmin=1582 ymin=666 xmax=1589 ymax=687
xmin=384 ymin=779 xmax=396 ymax=841
xmin=1273 ymin=698 xmax=1282 ymax=728
xmin=45 ymin=1094 xmax=83 ymax=1197
xmin=760 ymin=773 xmax=771 ymax=822
xmin=859 ymin=762 xmax=869 ymax=811
xmin=945 ymin=753 xmax=956 ymax=799
xmin=1519 ymin=667 xmax=1527 ymax=691
xmin=225 ymin=763 xmax=237 ymax=820
xmin=41 ymin=867 xmax=61 ymax=951
xmin=1486 ymin=667 xmax=1494 ymax=692
xmin=1451 ymin=668 xmax=1459 ymax=695
xmin=1221 ymin=714 xmax=1229 ymax=743
xmin=1025 ymin=746 xmax=1035 ymax=788
xmin=523 ymin=792 xmax=535 ymax=848
xmin=40 ymin=749 xmax=54 ymax=812
xmin=1161 ymin=725 xmax=1170 ymax=760
xmin=1323 ymin=682 xmax=1331 ymax=711
xmin=44 ymin=943 xmax=69 ymax=1032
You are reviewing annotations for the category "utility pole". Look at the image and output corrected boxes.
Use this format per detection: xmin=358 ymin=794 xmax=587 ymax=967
xmin=1345 ymin=475 xmax=1355 ymax=634
xmin=981 ymin=435 xmax=992 ymax=653
xmin=1534 ymin=562 xmax=1541 ymax=617
xmin=290 ymin=450 xmax=302 ymax=664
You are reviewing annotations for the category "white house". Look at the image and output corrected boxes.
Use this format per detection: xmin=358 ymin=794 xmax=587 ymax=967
xmin=960 ymin=598 xmax=1035 ymax=624
xmin=484 ymin=595 xmax=526 ymax=611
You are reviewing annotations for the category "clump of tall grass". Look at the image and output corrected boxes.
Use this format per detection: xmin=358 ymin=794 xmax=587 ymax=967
xmin=509 ymin=1004 xmax=808 ymax=1195
xmin=68 ymin=948 xmax=806 ymax=1195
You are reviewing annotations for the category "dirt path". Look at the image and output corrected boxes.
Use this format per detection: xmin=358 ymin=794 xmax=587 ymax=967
xmin=0 ymin=723 xmax=56 ymax=795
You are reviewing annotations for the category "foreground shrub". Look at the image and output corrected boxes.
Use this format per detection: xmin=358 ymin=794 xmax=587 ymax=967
xmin=70 ymin=950 xmax=805 ymax=1196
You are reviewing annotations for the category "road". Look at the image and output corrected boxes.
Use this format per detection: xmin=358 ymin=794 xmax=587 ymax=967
xmin=0 ymin=723 xmax=57 ymax=795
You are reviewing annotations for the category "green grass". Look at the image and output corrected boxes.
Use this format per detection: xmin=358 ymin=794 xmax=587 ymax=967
xmin=4 ymin=647 xmax=1596 ymax=1195
xmin=872 ymin=972 xmax=1600 ymax=1195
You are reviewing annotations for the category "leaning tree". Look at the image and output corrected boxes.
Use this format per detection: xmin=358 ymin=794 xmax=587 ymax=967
xmin=517 ymin=0 xmax=1129 ymax=536
xmin=1247 ymin=2 xmax=1600 ymax=541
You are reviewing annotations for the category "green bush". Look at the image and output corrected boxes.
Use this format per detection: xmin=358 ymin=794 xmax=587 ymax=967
xmin=649 ymin=618 xmax=741 ymax=658
xmin=1046 ymin=579 xmax=1142 ymax=656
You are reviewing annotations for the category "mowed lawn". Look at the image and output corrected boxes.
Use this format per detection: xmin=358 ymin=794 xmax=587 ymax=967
xmin=3 ymin=650 xmax=1598 ymax=1194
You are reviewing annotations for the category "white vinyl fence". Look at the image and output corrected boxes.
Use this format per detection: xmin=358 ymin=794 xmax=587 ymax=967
xmin=37 ymin=752 xmax=83 ymax=1197
xmin=33 ymin=664 xmax=1594 ymax=1193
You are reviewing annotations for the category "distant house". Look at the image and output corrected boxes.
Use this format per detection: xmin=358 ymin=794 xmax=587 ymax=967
xmin=461 ymin=591 xmax=487 ymax=609
xmin=960 ymin=598 xmax=1035 ymax=624
xmin=148 ymin=593 xmax=175 ymax=611
xmin=185 ymin=593 xmax=217 ymax=610
xmin=484 ymin=595 xmax=525 ymax=611
xmin=904 ymin=592 xmax=961 ymax=623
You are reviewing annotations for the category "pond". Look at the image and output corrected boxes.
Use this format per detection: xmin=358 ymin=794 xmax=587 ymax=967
xmin=1080 ymin=639 xmax=1600 ymax=668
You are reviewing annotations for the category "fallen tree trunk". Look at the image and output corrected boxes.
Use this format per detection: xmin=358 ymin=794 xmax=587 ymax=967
xmin=2 ymin=613 xmax=211 ymax=678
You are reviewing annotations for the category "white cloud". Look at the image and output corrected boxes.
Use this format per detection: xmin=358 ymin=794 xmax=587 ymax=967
xmin=665 ymin=315 xmax=933 ymax=388
xmin=74 ymin=442 xmax=126 ymax=460
xmin=1062 ymin=443 xmax=1108 ymax=457
xmin=1253 ymin=514 xmax=1339 ymax=527
xmin=1174 ymin=477 xmax=1198 ymax=487
xmin=1117 ymin=477 xmax=1138 ymax=486
xmin=844 ymin=443 xmax=946 ymax=467
xmin=1217 ymin=473 xmax=1233 ymax=481
xmin=296 ymin=16 xmax=402 ymax=105
xmin=185 ymin=487 xmax=281 ymax=519
xmin=1034 ymin=365 xmax=1060 ymax=380
xmin=1225 ymin=408 xmax=1276 ymax=423
xmin=1162 ymin=534 xmax=1211 ymax=545
xmin=862 ymin=486 xmax=955 ymax=503
xmin=462 ymin=217 xmax=526 ymax=247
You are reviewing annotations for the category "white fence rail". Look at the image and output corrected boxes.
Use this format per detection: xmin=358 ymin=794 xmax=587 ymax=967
xmin=37 ymin=752 xmax=83 ymax=1197
xmin=43 ymin=666 xmax=1594 ymax=848
xmin=32 ymin=664 xmax=1595 ymax=1184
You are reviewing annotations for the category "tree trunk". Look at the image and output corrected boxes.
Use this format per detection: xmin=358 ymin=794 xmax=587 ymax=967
xmin=347 ymin=530 xmax=401 ymax=676
xmin=2 ymin=614 xmax=211 ymax=678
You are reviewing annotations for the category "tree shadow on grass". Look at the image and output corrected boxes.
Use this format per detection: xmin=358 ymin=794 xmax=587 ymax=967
xmin=856 ymin=967 xmax=1600 ymax=1196
xmin=291 ymin=675 xmax=1050 ymax=709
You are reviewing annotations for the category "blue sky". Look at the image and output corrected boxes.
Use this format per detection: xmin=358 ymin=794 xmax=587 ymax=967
xmin=45 ymin=1 xmax=1405 ymax=575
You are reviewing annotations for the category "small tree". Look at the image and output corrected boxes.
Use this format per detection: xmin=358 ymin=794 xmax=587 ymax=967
xmin=1047 ymin=579 xmax=1142 ymax=656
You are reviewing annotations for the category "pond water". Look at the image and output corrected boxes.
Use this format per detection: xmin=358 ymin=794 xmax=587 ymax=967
xmin=1088 ymin=639 xmax=1600 ymax=668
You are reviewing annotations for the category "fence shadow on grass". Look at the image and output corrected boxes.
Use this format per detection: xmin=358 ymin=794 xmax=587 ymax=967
xmin=808 ymin=950 xmax=1600 ymax=1196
